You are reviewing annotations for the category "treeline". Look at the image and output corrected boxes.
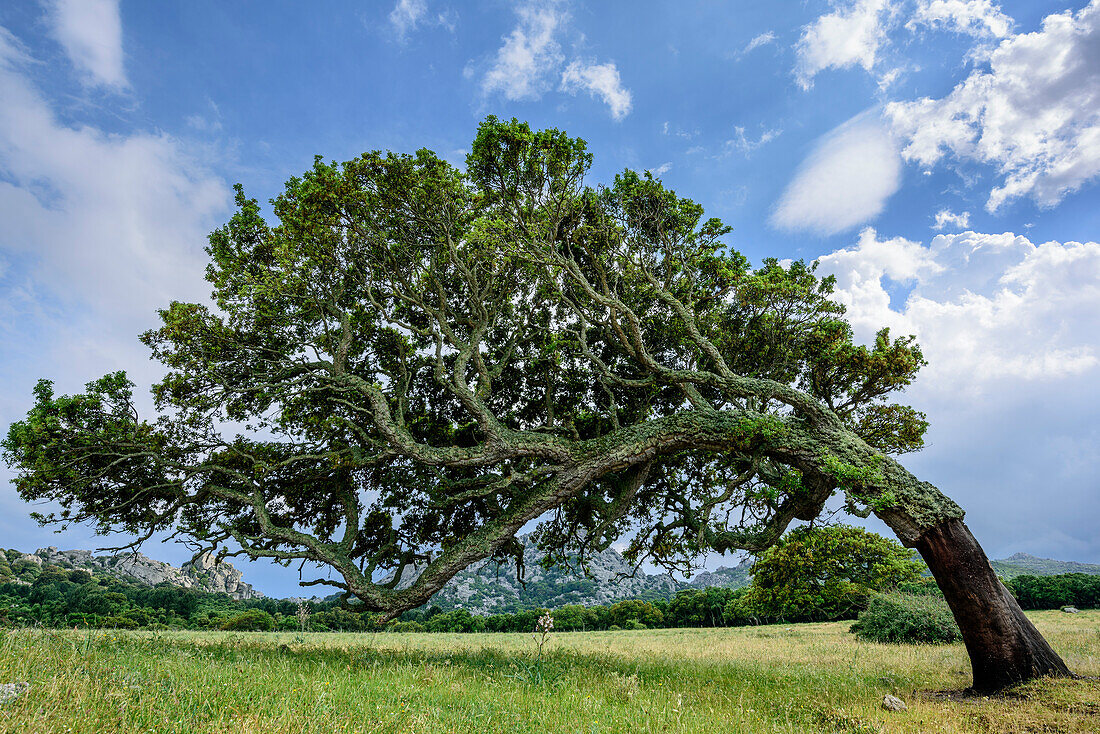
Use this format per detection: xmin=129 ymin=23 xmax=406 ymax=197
xmin=391 ymin=588 xmax=740 ymax=633
xmin=0 ymin=550 xmax=361 ymax=631
xmin=1006 ymin=573 xmax=1100 ymax=610
xmin=2 ymin=548 xmax=1095 ymax=634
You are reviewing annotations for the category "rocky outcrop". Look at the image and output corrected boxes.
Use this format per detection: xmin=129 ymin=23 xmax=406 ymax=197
xmin=18 ymin=547 xmax=262 ymax=600
xmin=386 ymin=535 xmax=751 ymax=615
xmin=686 ymin=564 xmax=752 ymax=589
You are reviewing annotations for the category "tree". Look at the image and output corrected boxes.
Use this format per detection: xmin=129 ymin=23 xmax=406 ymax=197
xmin=736 ymin=525 xmax=922 ymax=622
xmin=2 ymin=118 xmax=1071 ymax=692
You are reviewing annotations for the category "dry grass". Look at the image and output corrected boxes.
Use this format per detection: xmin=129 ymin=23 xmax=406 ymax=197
xmin=0 ymin=610 xmax=1096 ymax=733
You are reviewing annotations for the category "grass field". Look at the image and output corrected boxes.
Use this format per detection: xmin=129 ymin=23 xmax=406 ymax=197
xmin=0 ymin=611 xmax=1097 ymax=734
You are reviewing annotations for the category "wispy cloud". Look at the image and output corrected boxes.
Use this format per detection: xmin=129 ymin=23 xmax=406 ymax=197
xmin=907 ymin=0 xmax=1013 ymax=39
xmin=560 ymin=59 xmax=632 ymax=120
xmin=42 ymin=0 xmax=127 ymax=89
xmin=932 ymin=209 xmax=971 ymax=230
xmin=741 ymin=31 xmax=776 ymax=56
xmin=388 ymin=0 xmax=456 ymax=41
xmin=389 ymin=0 xmax=428 ymax=39
xmin=724 ymin=125 xmax=781 ymax=156
xmin=0 ymin=21 xmax=227 ymax=379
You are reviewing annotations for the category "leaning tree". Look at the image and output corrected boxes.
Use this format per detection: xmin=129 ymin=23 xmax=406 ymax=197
xmin=3 ymin=118 xmax=1072 ymax=692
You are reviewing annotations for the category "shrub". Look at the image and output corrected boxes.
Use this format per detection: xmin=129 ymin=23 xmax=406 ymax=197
xmin=387 ymin=620 xmax=425 ymax=632
xmin=850 ymin=593 xmax=960 ymax=644
xmin=220 ymin=609 xmax=275 ymax=631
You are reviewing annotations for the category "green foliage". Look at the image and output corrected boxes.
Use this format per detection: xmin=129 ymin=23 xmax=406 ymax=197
xmin=1007 ymin=574 xmax=1100 ymax=610
xmin=850 ymin=593 xmax=961 ymax=644
xmin=220 ymin=609 xmax=276 ymax=631
xmin=608 ymin=599 xmax=663 ymax=629
xmin=737 ymin=525 xmax=923 ymax=622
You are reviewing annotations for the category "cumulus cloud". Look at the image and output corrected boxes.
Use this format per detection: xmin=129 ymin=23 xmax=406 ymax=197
xmin=817 ymin=228 xmax=1100 ymax=386
xmin=908 ymin=0 xmax=1013 ymax=38
xmin=560 ymin=59 xmax=632 ymax=120
xmin=817 ymin=227 xmax=1100 ymax=560
xmin=772 ymin=112 xmax=901 ymax=235
xmin=887 ymin=1 xmax=1100 ymax=211
xmin=932 ymin=208 xmax=971 ymax=230
xmin=481 ymin=2 xmax=566 ymax=101
xmin=43 ymin=0 xmax=127 ymax=89
xmin=479 ymin=1 xmax=632 ymax=119
xmin=794 ymin=0 xmax=896 ymax=89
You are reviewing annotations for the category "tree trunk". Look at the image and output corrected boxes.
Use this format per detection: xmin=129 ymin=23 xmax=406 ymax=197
xmin=915 ymin=517 xmax=1073 ymax=693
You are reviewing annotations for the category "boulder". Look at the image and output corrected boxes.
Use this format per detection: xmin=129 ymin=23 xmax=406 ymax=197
xmin=0 ymin=682 xmax=29 ymax=707
xmin=881 ymin=694 xmax=907 ymax=712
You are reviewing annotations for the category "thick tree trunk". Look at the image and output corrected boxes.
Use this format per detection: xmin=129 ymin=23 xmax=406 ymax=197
xmin=915 ymin=518 xmax=1073 ymax=693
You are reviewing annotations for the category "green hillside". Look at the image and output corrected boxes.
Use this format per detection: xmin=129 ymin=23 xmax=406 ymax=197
xmin=991 ymin=553 xmax=1100 ymax=579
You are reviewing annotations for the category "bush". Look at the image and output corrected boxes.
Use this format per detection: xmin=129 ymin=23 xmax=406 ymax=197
xmin=387 ymin=620 xmax=424 ymax=632
xmin=220 ymin=609 xmax=275 ymax=631
xmin=850 ymin=593 xmax=960 ymax=644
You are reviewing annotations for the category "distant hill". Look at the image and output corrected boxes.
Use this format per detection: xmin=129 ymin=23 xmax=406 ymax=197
xmin=389 ymin=536 xmax=752 ymax=615
xmin=991 ymin=553 xmax=1100 ymax=579
xmin=8 ymin=543 xmax=1092 ymax=610
xmin=1 ymin=547 xmax=263 ymax=600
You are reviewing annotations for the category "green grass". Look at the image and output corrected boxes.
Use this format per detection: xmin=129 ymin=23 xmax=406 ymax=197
xmin=0 ymin=611 xmax=1098 ymax=733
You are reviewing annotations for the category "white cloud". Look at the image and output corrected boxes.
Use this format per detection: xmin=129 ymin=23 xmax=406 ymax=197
xmin=771 ymin=112 xmax=901 ymax=235
xmin=887 ymin=1 xmax=1100 ymax=211
xmin=481 ymin=2 xmax=566 ymax=101
xmin=478 ymin=2 xmax=632 ymax=120
xmin=43 ymin=0 xmax=127 ymax=89
xmin=649 ymin=162 xmax=672 ymax=176
xmin=817 ymin=228 xmax=1100 ymax=386
xmin=0 ymin=23 xmax=228 ymax=400
xmin=559 ymin=59 xmax=632 ymax=120
xmin=387 ymin=0 xmax=455 ymax=40
xmin=794 ymin=0 xmax=896 ymax=89
xmin=741 ymin=31 xmax=777 ymax=56
xmin=725 ymin=125 xmax=781 ymax=156
xmin=908 ymin=0 xmax=1013 ymax=38
xmin=389 ymin=0 xmax=428 ymax=39
xmin=932 ymin=208 xmax=971 ymax=230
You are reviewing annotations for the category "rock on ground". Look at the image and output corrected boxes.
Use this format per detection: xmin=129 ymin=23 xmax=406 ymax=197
xmin=882 ymin=694 xmax=907 ymax=711
xmin=0 ymin=682 xmax=30 ymax=707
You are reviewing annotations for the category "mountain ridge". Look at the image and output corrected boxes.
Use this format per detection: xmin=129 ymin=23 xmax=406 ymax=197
xmin=6 ymin=543 xmax=1095 ymax=609
xmin=1 ymin=546 xmax=263 ymax=600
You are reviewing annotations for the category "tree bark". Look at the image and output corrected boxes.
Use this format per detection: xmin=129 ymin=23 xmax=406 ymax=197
xmin=915 ymin=517 xmax=1073 ymax=693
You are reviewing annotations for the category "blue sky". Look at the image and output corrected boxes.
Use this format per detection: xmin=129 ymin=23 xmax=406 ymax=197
xmin=1 ymin=0 xmax=1098 ymax=597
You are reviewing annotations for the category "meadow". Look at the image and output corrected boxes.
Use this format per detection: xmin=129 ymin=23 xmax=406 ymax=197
xmin=0 ymin=611 xmax=1097 ymax=734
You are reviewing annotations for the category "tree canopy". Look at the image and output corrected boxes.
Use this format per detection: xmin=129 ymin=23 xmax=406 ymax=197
xmin=1 ymin=117 xmax=1072 ymax=692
